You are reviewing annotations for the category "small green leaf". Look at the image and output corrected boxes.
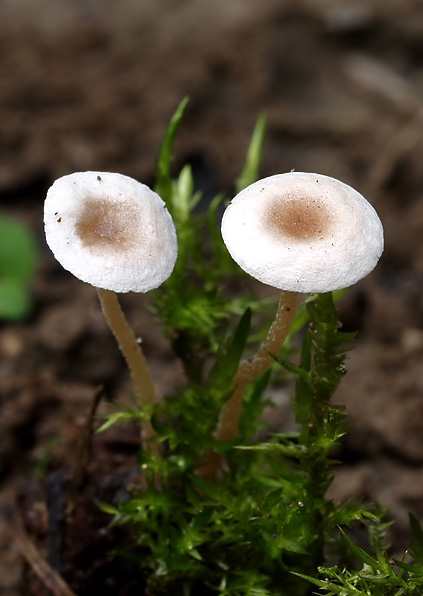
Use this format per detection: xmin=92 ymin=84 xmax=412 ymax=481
xmin=235 ymin=114 xmax=266 ymax=193
xmin=192 ymin=506 xmax=214 ymax=531
xmin=172 ymin=164 xmax=202 ymax=224
xmin=262 ymin=488 xmax=283 ymax=509
xmin=275 ymin=351 xmax=311 ymax=382
xmin=96 ymin=404 xmax=147 ymax=433
xmin=409 ymin=513 xmax=423 ymax=561
xmin=155 ymin=96 xmax=189 ymax=206
xmin=0 ymin=278 xmax=32 ymax=320
xmin=95 ymin=500 xmax=120 ymax=515
xmin=236 ymin=441 xmax=306 ymax=458
xmin=209 ymin=307 xmax=251 ymax=388
xmin=395 ymin=558 xmax=423 ymax=578
xmin=291 ymin=572 xmax=348 ymax=594
xmin=0 ymin=216 xmax=38 ymax=282
xmin=339 ymin=527 xmax=385 ymax=572
xmin=237 ymin=368 xmax=272 ymax=439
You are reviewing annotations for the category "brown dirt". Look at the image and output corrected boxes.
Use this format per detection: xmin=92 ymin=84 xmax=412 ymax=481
xmin=1 ymin=1 xmax=423 ymax=594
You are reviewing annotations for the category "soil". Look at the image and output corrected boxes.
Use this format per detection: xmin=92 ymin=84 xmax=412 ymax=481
xmin=1 ymin=1 xmax=423 ymax=594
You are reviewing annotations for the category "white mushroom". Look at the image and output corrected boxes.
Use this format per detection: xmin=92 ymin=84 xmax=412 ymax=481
xmin=221 ymin=172 xmax=383 ymax=293
xmin=214 ymin=171 xmax=383 ymax=455
xmin=44 ymin=171 xmax=177 ymax=293
xmin=44 ymin=171 xmax=178 ymax=452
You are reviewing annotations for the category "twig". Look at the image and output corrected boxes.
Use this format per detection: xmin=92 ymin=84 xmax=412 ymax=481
xmin=70 ymin=384 xmax=104 ymax=496
xmin=15 ymin=514 xmax=77 ymax=596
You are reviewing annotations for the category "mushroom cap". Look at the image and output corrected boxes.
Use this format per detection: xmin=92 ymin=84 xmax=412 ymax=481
xmin=44 ymin=171 xmax=178 ymax=293
xmin=221 ymin=172 xmax=384 ymax=293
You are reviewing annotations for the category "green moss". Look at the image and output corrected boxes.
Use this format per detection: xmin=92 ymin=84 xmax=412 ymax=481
xmin=95 ymin=100 xmax=420 ymax=596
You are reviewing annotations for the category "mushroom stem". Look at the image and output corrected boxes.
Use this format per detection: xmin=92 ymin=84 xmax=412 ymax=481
xmin=217 ymin=290 xmax=298 ymax=442
xmin=96 ymin=288 xmax=160 ymax=453
xmin=202 ymin=291 xmax=298 ymax=478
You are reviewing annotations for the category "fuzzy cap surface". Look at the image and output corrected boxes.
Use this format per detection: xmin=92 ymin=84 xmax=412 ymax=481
xmin=221 ymin=172 xmax=384 ymax=293
xmin=44 ymin=171 xmax=178 ymax=293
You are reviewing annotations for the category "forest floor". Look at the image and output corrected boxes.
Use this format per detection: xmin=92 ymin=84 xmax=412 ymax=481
xmin=1 ymin=1 xmax=423 ymax=594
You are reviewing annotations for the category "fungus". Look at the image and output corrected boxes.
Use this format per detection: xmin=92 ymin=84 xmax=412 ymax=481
xmin=44 ymin=171 xmax=178 ymax=451
xmin=215 ymin=171 xmax=383 ymax=450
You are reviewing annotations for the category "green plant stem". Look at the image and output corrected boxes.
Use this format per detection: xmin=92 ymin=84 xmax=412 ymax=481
xmin=204 ymin=291 xmax=298 ymax=477
xmin=296 ymin=294 xmax=347 ymax=564
xmin=96 ymin=288 xmax=160 ymax=454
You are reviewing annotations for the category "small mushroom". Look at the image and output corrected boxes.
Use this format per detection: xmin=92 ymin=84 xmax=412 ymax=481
xmin=215 ymin=171 xmax=383 ymax=449
xmin=45 ymin=171 xmax=177 ymax=293
xmin=44 ymin=171 xmax=178 ymax=451
xmin=221 ymin=172 xmax=383 ymax=293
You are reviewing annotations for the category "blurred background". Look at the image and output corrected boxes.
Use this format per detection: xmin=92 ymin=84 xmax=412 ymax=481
xmin=1 ymin=1 xmax=423 ymax=593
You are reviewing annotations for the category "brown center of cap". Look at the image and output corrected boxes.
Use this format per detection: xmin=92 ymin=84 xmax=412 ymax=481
xmin=75 ymin=197 xmax=140 ymax=252
xmin=265 ymin=196 xmax=332 ymax=241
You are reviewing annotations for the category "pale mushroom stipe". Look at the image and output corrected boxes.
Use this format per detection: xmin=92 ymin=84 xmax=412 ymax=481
xmin=213 ymin=171 xmax=384 ymax=458
xmin=44 ymin=171 xmax=178 ymax=452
